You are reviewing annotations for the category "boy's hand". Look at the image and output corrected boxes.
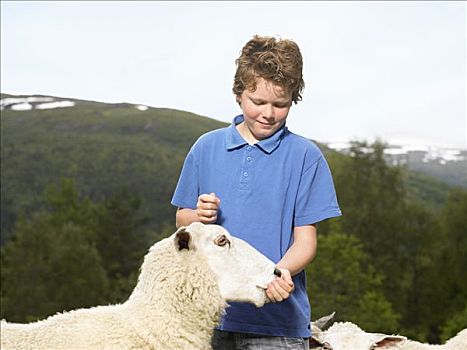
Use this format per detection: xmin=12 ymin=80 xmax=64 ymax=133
xmin=266 ymin=268 xmax=294 ymax=303
xmin=196 ymin=193 xmax=221 ymax=224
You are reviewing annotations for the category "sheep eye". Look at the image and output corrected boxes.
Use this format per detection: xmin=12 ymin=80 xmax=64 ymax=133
xmin=214 ymin=235 xmax=230 ymax=247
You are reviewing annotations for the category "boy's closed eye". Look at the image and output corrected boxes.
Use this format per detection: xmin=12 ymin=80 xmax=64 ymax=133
xmin=250 ymin=98 xmax=290 ymax=109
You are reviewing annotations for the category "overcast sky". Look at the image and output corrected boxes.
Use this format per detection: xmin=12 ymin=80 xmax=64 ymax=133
xmin=1 ymin=1 xmax=466 ymax=149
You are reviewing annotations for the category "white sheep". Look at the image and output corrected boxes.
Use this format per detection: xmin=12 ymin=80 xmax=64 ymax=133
xmin=310 ymin=320 xmax=467 ymax=350
xmin=1 ymin=222 xmax=279 ymax=350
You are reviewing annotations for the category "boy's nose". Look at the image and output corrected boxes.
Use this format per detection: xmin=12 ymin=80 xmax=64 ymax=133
xmin=262 ymin=104 xmax=275 ymax=120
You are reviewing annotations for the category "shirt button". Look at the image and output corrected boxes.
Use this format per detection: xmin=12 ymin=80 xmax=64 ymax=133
xmin=247 ymin=157 xmax=252 ymax=162
xmin=247 ymin=146 xmax=252 ymax=151
xmin=243 ymin=172 xmax=248 ymax=177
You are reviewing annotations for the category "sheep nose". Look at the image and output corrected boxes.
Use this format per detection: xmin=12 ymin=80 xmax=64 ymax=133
xmin=273 ymin=268 xmax=282 ymax=277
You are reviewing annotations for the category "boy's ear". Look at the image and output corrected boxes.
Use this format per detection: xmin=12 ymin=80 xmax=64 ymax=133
xmin=175 ymin=227 xmax=192 ymax=251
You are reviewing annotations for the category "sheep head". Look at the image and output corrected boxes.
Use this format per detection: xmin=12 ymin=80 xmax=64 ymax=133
xmin=174 ymin=223 xmax=277 ymax=307
xmin=309 ymin=322 xmax=406 ymax=350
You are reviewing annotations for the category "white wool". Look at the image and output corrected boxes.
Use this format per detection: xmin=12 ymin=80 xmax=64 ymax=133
xmin=1 ymin=223 xmax=276 ymax=350
xmin=399 ymin=329 xmax=467 ymax=350
xmin=312 ymin=321 xmax=467 ymax=350
xmin=320 ymin=322 xmax=383 ymax=350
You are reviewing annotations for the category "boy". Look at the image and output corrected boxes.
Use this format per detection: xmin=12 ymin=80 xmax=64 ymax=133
xmin=171 ymin=35 xmax=341 ymax=349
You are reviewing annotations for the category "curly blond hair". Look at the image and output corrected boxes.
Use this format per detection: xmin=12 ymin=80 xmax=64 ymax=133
xmin=233 ymin=35 xmax=305 ymax=104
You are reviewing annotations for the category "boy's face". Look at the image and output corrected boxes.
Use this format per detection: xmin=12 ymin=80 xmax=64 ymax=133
xmin=237 ymin=78 xmax=292 ymax=143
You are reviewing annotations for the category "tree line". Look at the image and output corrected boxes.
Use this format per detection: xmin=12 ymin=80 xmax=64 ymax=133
xmin=1 ymin=179 xmax=173 ymax=322
xmin=306 ymin=141 xmax=467 ymax=342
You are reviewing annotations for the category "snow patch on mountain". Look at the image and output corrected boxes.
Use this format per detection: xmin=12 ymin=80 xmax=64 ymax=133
xmin=135 ymin=105 xmax=149 ymax=111
xmin=36 ymin=101 xmax=75 ymax=110
xmin=11 ymin=103 xmax=33 ymax=111
xmin=1 ymin=95 xmax=150 ymax=112
xmin=1 ymin=96 xmax=75 ymax=111
xmin=325 ymin=139 xmax=466 ymax=165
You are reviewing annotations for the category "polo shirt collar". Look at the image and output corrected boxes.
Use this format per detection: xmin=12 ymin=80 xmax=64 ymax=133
xmin=226 ymin=115 xmax=248 ymax=150
xmin=226 ymin=115 xmax=287 ymax=154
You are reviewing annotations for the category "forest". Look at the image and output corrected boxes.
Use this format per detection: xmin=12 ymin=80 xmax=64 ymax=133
xmin=1 ymin=94 xmax=466 ymax=343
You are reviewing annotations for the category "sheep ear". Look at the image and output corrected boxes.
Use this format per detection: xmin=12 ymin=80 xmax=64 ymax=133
xmin=373 ymin=335 xmax=406 ymax=348
xmin=313 ymin=312 xmax=335 ymax=330
xmin=175 ymin=227 xmax=192 ymax=251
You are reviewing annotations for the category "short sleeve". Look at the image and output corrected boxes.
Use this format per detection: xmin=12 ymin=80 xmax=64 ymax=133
xmin=171 ymin=150 xmax=199 ymax=209
xmin=294 ymin=155 xmax=342 ymax=226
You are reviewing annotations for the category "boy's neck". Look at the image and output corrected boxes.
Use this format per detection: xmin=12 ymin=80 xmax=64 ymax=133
xmin=236 ymin=122 xmax=258 ymax=145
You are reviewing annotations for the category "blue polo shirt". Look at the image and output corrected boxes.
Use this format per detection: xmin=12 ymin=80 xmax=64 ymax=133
xmin=171 ymin=115 xmax=341 ymax=337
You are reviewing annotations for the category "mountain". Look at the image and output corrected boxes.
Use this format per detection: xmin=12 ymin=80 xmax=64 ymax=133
xmin=0 ymin=93 xmax=227 ymax=242
xmin=325 ymin=141 xmax=467 ymax=188
xmin=1 ymin=93 xmax=459 ymax=242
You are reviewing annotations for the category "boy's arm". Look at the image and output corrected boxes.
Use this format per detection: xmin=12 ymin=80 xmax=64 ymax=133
xmin=266 ymin=224 xmax=317 ymax=302
xmin=277 ymin=224 xmax=317 ymax=276
xmin=176 ymin=208 xmax=201 ymax=228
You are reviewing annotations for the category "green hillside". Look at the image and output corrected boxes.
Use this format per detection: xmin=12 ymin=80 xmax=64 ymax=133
xmin=1 ymin=94 xmax=453 ymax=242
xmin=1 ymin=94 xmax=227 ymax=242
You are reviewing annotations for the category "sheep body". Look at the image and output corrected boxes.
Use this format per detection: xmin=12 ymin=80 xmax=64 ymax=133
xmin=1 ymin=223 xmax=276 ymax=350
xmin=399 ymin=329 xmax=467 ymax=350
xmin=311 ymin=320 xmax=467 ymax=350
xmin=2 ymin=304 xmax=150 ymax=350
